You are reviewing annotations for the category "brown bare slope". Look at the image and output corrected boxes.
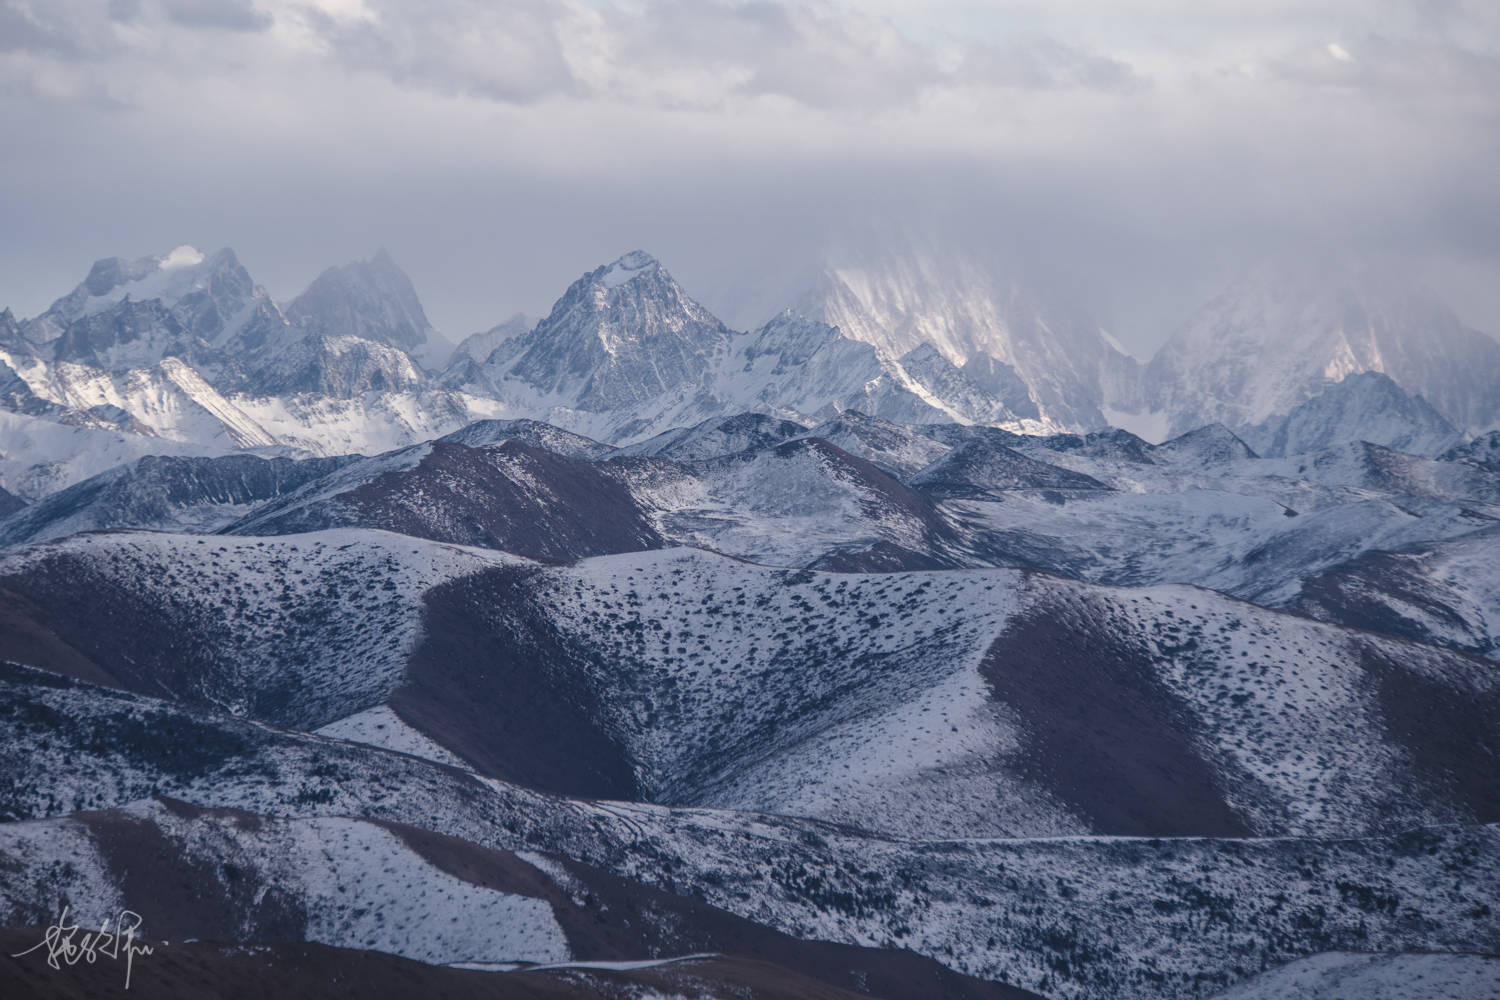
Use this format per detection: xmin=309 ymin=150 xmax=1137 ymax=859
xmin=229 ymin=439 xmax=664 ymax=562
xmin=980 ymin=600 xmax=1252 ymax=837
xmin=391 ymin=565 xmax=641 ymax=799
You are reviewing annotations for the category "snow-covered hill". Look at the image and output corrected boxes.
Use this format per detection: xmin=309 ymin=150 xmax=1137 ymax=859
xmin=0 ymin=452 xmax=354 ymax=546
xmin=5 ymin=536 xmax=1494 ymax=843
xmin=223 ymin=440 xmax=665 ymax=562
xmin=1 ymin=660 xmax=1495 ymax=1000
xmin=1292 ymin=524 xmax=1500 ymax=661
xmin=0 ymin=529 xmax=524 ymax=727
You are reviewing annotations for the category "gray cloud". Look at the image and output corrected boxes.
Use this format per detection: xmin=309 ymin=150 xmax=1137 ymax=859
xmin=956 ymin=38 xmax=1144 ymax=92
xmin=1268 ymin=34 xmax=1500 ymax=103
xmin=312 ymin=0 xmax=579 ymax=104
xmin=609 ymin=0 xmax=945 ymax=109
xmin=0 ymin=1 xmax=95 ymax=57
xmin=291 ymin=0 xmax=1142 ymax=110
xmin=0 ymin=0 xmax=1495 ymax=354
xmin=162 ymin=0 xmax=272 ymax=33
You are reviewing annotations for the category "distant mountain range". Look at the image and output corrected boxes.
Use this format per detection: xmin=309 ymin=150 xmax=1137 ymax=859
xmin=1 ymin=242 xmax=1496 ymax=502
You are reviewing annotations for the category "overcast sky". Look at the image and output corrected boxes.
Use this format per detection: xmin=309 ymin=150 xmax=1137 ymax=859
xmin=2 ymin=0 xmax=1498 ymax=355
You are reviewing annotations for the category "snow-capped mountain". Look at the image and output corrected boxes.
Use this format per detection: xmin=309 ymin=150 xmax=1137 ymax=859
xmin=6 ymin=242 xmax=1500 ymax=502
xmin=1143 ymin=257 xmax=1500 ymax=438
xmin=17 ymin=246 xmax=289 ymax=380
xmin=447 ymin=251 xmax=735 ymax=435
xmin=441 ymin=253 xmax=1054 ymax=444
xmin=0 ymin=247 xmax=487 ymax=488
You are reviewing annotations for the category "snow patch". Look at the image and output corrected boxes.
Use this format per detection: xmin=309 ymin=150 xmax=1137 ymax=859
xmin=316 ymin=705 xmax=468 ymax=769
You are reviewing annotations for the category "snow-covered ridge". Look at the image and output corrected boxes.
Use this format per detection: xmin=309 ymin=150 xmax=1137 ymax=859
xmin=600 ymin=249 xmax=659 ymax=289
xmin=6 ymin=243 xmax=1498 ymax=496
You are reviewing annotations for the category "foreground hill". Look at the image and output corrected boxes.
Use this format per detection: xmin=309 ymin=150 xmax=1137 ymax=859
xmin=1 ymin=661 xmax=1495 ymax=1000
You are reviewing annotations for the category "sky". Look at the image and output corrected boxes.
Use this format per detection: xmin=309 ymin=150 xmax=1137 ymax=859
xmin=1 ymin=0 xmax=1498 ymax=356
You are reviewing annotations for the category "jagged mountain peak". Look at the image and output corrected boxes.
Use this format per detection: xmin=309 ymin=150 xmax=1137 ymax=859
xmin=81 ymin=244 xmax=207 ymax=294
xmin=14 ymin=245 xmax=280 ymax=376
xmin=457 ymin=251 xmax=732 ymax=423
xmin=542 ymin=250 xmax=719 ymax=334
xmin=57 ymin=245 xmax=251 ymax=321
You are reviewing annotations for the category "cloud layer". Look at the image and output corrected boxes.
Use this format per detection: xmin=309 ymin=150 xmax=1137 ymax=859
xmin=1 ymin=0 xmax=1497 ymax=350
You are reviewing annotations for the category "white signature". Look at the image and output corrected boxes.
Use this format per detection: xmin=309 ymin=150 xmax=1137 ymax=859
xmin=11 ymin=906 xmax=157 ymax=989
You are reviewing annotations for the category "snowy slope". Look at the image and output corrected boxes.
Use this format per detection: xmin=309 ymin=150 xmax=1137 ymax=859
xmin=0 ymin=452 xmax=354 ymax=546
xmin=438 ymin=417 xmax=617 ymax=459
xmin=7 ymin=534 xmax=1494 ymax=842
xmin=622 ymin=437 xmax=959 ymax=569
xmin=0 ymin=407 xmax=237 ymax=500
xmin=1207 ymin=952 xmax=1500 ymax=1000
xmin=802 ymin=410 xmax=952 ymax=478
xmin=215 ymin=430 xmax=957 ymax=570
xmin=619 ymin=412 xmax=809 ymax=462
xmin=227 ymin=439 xmax=664 ymax=562
xmin=1443 ymin=429 xmax=1500 ymax=467
xmin=0 ymin=349 xmax=278 ymax=447
xmin=444 ymin=550 xmax=1500 ymax=839
xmin=1293 ymin=524 xmax=1500 ymax=660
